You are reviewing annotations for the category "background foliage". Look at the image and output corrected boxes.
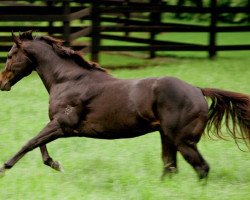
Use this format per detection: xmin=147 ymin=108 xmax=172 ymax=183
xmin=166 ymin=0 xmax=250 ymax=23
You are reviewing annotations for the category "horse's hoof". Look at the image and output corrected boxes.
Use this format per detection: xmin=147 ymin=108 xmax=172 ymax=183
xmin=0 ymin=167 xmax=6 ymax=178
xmin=198 ymin=173 xmax=209 ymax=186
xmin=196 ymin=165 xmax=209 ymax=180
xmin=198 ymin=171 xmax=208 ymax=180
xmin=199 ymin=177 xmax=208 ymax=186
xmin=197 ymin=170 xmax=209 ymax=185
xmin=161 ymin=167 xmax=178 ymax=180
xmin=51 ymin=161 xmax=64 ymax=172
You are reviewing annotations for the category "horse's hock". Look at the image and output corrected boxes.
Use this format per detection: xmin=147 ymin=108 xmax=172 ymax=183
xmin=0 ymin=0 xmax=250 ymax=63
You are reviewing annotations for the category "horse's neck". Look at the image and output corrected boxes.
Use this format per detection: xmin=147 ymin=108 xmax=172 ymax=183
xmin=35 ymin=56 xmax=113 ymax=93
xmin=35 ymin=58 xmax=78 ymax=91
xmin=29 ymin=41 xmax=113 ymax=92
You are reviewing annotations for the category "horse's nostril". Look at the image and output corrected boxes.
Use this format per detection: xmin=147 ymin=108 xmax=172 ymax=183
xmin=0 ymin=81 xmax=11 ymax=91
xmin=0 ymin=76 xmax=11 ymax=91
xmin=0 ymin=81 xmax=4 ymax=91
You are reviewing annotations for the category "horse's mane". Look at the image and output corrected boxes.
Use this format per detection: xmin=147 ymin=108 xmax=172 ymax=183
xmin=18 ymin=31 xmax=106 ymax=72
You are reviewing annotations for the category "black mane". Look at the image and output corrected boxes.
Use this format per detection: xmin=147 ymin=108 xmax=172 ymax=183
xmin=18 ymin=31 xmax=106 ymax=72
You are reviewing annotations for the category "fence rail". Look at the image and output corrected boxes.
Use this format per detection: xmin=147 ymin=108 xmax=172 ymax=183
xmin=0 ymin=0 xmax=250 ymax=63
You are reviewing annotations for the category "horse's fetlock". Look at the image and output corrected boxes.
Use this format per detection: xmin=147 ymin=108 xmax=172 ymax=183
xmin=43 ymin=157 xmax=53 ymax=166
xmin=4 ymin=163 xmax=12 ymax=169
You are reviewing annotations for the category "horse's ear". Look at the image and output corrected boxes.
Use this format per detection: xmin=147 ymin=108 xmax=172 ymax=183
xmin=19 ymin=30 xmax=33 ymax=40
xmin=12 ymin=32 xmax=22 ymax=48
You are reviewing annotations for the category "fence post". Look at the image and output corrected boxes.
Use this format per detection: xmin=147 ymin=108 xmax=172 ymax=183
xmin=91 ymin=1 xmax=100 ymax=62
xmin=63 ymin=1 xmax=71 ymax=45
xmin=248 ymin=0 xmax=250 ymax=23
xmin=124 ymin=0 xmax=130 ymax=37
xmin=209 ymin=0 xmax=217 ymax=58
xmin=149 ymin=0 xmax=162 ymax=58
xmin=47 ymin=1 xmax=54 ymax=35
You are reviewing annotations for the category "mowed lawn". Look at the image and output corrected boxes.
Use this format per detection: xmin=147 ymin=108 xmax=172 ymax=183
xmin=0 ymin=49 xmax=250 ymax=200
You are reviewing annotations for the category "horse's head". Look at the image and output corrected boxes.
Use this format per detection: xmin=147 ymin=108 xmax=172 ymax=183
xmin=0 ymin=31 xmax=35 ymax=91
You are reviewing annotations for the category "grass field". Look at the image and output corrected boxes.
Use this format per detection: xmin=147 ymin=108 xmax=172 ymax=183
xmin=0 ymin=43 xmax=250 ymax=199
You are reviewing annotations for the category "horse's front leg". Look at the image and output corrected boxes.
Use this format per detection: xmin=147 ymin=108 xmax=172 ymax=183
xmin=40 ymin=145 xmax=64 ymax=172
xmin=0 ymin=120 xmax=64 ymax=175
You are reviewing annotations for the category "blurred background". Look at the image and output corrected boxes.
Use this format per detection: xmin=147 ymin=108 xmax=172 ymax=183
xmin=0 ymin=1 xmax=249 ymax=200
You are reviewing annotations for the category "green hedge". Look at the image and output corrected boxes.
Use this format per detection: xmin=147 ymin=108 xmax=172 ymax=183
xmin=166 ymin=0 xmax=250 ymax=23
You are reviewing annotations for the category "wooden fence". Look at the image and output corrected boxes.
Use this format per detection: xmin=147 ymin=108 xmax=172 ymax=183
xmin=0 ymin=0 xmax=250 ymax=63
xmin=0 ymin=0 xmax=90 ymax=63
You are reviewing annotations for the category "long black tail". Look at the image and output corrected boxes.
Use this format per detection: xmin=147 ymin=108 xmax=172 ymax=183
xmin=201 ymin=88 xmax=250 ymax=149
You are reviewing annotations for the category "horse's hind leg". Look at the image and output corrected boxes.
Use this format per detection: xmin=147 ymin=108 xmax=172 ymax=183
xmin=40 ymin=145 xmax=64 ymax=171
xmin=178 ymin=141 xmax=209 ymax=179
xmin=160 ymin=131 xmax=178 ymax=178
xmin=176 ymin=117 xmax=210 ymax=179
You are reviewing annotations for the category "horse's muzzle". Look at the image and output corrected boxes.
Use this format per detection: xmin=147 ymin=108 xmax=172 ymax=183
xmin=0 ymin=81 xmax=11 ymax=91
xmin=0 ymin=74 xmax=11 ymax=91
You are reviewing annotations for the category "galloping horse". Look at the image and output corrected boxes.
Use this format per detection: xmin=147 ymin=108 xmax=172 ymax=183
xmin=0 ymin=31 xmax=249 ymax=179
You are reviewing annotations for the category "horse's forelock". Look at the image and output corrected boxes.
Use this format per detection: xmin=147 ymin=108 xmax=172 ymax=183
xmin=19 ymin=30 xmax=34 ymax=40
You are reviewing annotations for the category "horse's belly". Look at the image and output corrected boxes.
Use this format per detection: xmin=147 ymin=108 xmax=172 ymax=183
xmin=76 ymin=120 xmax=158 ymax=139
xmin=74 ymin=79 xmax=159 ymax=139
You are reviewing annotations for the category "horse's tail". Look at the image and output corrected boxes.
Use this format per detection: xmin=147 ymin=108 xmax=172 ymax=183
xmin=201 ymin=88 xmax=250 ymax=149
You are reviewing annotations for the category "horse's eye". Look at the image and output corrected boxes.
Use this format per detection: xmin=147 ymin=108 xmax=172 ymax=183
xmin=7 ymin=55 xmax=12 ymax=59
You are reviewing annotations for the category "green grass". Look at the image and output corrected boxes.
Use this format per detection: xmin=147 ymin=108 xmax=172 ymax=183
xmin=0 ymin=50 xmax=250 ymax=200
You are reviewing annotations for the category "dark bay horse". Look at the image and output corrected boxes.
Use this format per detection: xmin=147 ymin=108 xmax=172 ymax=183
xmin=0 ymin=31 xmax=249 ymax=179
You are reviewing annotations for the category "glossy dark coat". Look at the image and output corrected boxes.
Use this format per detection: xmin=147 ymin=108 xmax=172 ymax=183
xmin=0 ymin=31 xmax=249 ymax=179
